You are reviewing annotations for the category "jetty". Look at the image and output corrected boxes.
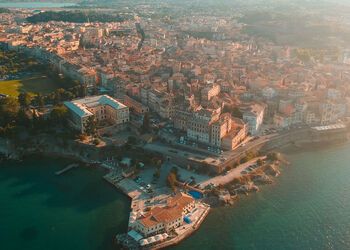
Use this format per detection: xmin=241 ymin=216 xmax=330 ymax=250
xmin=55 ymin=163 xmax=79 ymax=176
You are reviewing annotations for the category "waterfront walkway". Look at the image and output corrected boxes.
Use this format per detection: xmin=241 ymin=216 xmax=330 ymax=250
xmin=199 ymin=156 xmax=266 ymax=188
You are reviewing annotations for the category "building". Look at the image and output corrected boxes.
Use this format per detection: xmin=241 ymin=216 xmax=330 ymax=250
xmin=140 ymin=86 xmax=174 ymax=119
xmin=221 ymin=118 xmax=248 ymax=150
xmin=64 ymin=95 xmax=129 ymax=133
xmin=187 ymin=109 xmax=220 ymax=144
xmin=181 ymin=107 xmax=247 ymax=149
xmin=242 ymin=104 xmax=266 ymax=135
xmin=201 ymin=83 xmax=221 ymax=103
xmin=122 ymin=95 xmax=149 ymax=114
xmin=133 ymin=193 xmax=195 ymax=237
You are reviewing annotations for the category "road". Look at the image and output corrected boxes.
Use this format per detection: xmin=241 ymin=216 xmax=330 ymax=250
xmin=199 ymin=157 xmax=265 ymax=188
xmin=144 ymin=127 xmax=311 ymax=172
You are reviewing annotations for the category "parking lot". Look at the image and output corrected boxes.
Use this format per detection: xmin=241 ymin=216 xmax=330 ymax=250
xmin=199 ymin=157 xmax=266 ymax=188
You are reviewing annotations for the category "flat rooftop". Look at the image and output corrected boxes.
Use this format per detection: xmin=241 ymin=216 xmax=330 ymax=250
xmin=64 ymin=95 xmax=127 ymax=118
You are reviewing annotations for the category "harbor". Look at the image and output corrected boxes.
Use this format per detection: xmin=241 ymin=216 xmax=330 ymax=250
xmin=103 ymin=165 xmax=211 ymax=249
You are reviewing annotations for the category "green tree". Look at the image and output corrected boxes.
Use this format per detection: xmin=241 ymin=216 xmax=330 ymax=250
xmin=18 ymin=92 xmax=32 ymax=108
xmin=33 ymin=93 xmax=44 ymax=108
xmin=85 ymin=116 xmax=97 ymax=136
xmin=17 ymin=109 xmax=31 ymax=127
xmin=141 ymin=112 xmax=150 ymax=133
xmin=50 ymin=105 xmax=68 ymax=126
xmin=267 ymin=152 xmax=279 ymax=161
xmin=167 ymin=172 xmax=177 ymax=191
xmin=127 ymin=136 xmax=137 ymax=145
xmin=0 ymin=97 xmax=20 ymax=126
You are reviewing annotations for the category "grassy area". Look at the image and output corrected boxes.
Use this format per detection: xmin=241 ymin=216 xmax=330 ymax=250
xmin=0 ymin=75 xmax=61 ymax=97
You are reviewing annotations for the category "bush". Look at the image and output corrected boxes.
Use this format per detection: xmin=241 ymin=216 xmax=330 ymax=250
xmin=93 ymin=138 xmax=100 ymax=145
xmin=79 ymin=134 xmax=87 ymax=141
xmin=267 ymin=152 xmax=279 ymax=161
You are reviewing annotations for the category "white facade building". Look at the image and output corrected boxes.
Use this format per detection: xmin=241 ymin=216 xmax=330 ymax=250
xmin=64 ymin=95 xmax=129 ymax=133
xmin=242 ymin=104 xmax=266 ymax=135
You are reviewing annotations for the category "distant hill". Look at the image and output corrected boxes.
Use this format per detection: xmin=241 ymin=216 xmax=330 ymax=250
xmin=0 ymin=0 xmax=81 ymax=2
xmin=27 ymin=10 xmax=133 ymax=23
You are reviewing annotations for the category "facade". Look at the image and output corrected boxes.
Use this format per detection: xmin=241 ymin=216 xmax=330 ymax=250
xmin=221 ymin=118 xmax=248 ymax=150
xmin=64 ymin=95 xmax=129 ymax=133
xmin=201 ymin=83 xmax=221 ymax=103
xmin=133 ymin=193 xmax=195 ymax=237
xmin=175 ymin=107 xmax=247 ymax=149
xmin=242 ymin=104 xmax=266 ymax=135
xmin=122 ymin=95 xmax=149 ymax=114
xmin=187 ymin=109 xmax=220 ymax=144
xmin=141 ymin=86 xmax=174 ymax=119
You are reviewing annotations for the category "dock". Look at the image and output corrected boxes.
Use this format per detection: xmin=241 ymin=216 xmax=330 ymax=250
xmin=55 ymin=163 xmax=79 ymax=176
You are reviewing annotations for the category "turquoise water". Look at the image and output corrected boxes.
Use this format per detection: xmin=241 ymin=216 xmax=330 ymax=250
xmin=0 ymin=2 xmax=76 ymax=8
xmin=0 ymin=156 xmax=130 ymax=250
xmin=1 ymin=144 xmax=350 ymax=250
xmin=174 ymin=143 xmax=350 ymax=250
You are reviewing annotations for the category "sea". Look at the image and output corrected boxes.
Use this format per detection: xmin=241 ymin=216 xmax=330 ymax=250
xmin=1 ymin=143 xmax=350 ymax=250
xmin=0 ymin=2 xmax=76 ymax=8
xmin=0 ymin=156 xmax=130 ymax=250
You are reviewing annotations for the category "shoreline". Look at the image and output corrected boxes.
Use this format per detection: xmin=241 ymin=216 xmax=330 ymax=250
xmin=1 ymin=130 xmax=349 ymax=249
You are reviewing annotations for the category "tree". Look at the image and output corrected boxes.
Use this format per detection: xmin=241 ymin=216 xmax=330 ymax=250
xmin=232 ymin=107 xmax=243 ymax=119
xmin=267 ymin=152 xmax=279 ymax=161
xmin=127 ymin=136 xmax=137 ymax=145
xmin=33 ymin=93 xmax=45 ymax=108
xmin=85 ymin=116 xmax=97 ymax=136
xmin=0 ymin=97 xmax=20 ymax=126
xmin=167 ymin=172 xmax=177 ymax=191
xmin=18 ymin=92 xmax=32 ymax=108
xmin=50 ymin=105 xmax=68 ymax=126
xmin=17 ymin=109 xmax=31 ymax=127
xmin=141 ymin=112 xmax=150 ymax=133
xmin=93 ymin=138 xmax=100 ymax=145
xmin=153 ymin=168 xmax=161 ymax=179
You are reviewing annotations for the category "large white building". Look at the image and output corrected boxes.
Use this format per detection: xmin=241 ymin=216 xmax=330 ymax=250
xmin=242 ymin=104 xmax=266 ymax=135
xmin=176 ymin=107 xmax=247 ymax=149
xmin=64 ymin=95 xmax=129 ymax=133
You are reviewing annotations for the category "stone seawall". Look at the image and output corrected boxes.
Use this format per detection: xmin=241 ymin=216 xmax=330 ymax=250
xmin=262 ymin=128 xmax=349 ymax=152
xmin=0 ymin=136 xmax=101 ymax=163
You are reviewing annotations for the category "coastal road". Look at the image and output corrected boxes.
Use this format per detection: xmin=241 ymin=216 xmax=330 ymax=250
xmin=199 ymin=157 xmax=265 ymax=188
xmin=220 ymin=134 xmax=276 ymax=163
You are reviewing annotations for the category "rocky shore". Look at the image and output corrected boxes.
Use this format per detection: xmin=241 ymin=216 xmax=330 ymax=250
xmin=203 ymin=159 xmax=284 ymax=207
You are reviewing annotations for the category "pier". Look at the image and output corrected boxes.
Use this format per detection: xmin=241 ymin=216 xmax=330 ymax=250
xmin=55 ymin=163 xmax=79 ymax=176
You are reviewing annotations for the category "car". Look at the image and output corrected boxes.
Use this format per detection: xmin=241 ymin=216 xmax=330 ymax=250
xmin=241 ymin=170 xmax=248 ymax=175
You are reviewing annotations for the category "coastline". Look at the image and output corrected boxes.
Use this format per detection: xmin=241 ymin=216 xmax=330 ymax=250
xmin=1 ymin=127 xmax=349 ymax=249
